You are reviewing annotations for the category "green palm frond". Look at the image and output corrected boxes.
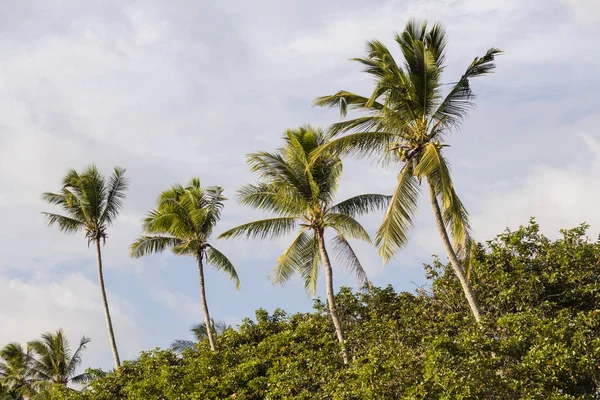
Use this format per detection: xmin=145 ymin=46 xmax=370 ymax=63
xmin=326 ymin=213 xmax=372 ymax=243
xmin=329 ymin=194 xmax=391 ymax=217
xmin=415 ymin=144 xmax=472 ymax=256
xmin=206 ymin=245 xmax=240 ymax=289
xmin=309 ymin=131 xmax=400 ymax=163
xmin=41 ymin=213 xmax=84 ymax=234
xmin=331 ymin=234 xmax=370 ymax=289
xmin=313 ymin=91 xmax=383 ymax=118
xmin=219 ymin=217 xmax=296 ymax=240
xmin=66 ymin=337 xmax=90 ymax=378
xmin=432 ymin=47 xmax=502 ymax=133
xmin=99 ymin=167 xmax=128 ymax=225
xmin=375 ymin=163 xmax=421 ymax=263
xmin=269 ymin=229 xmax=316 ymax=289
xmin=238 ymin=183 xmax=306 ymax=216
xmin=130 ymin=235 xmax=184 ymax=258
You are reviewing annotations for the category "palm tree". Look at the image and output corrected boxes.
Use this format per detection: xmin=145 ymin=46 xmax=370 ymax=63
xmin=170 ymin=320 xmax=232 ymax=353
xmin=130 ymin=178 xmax=239 ymax=352
xmin=219 ymin=126 xmax=389 ymax=364
xmin=42 ymin=165 xmax=128 ymax=367
xmin=313 ymin=20 xmax=501 ymax=323
xmin=0 ymin=343 xmax=36 ymax=400
xmin=27 ymin=329 xmax=91 ymax=391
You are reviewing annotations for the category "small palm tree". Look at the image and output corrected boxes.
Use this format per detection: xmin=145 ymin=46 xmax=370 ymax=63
xmin=130 ymin=178 xmax=239 ymax=351
xmin=42 ymin=165 xmax=127 ymax=367
xmin=27 ymin=330 xmax=91 ymax=391
xmin=0 ymin=343 xmax=36 ymax=400
xmin=220 ymin=126 xmax=389 ymax=364
xmin=170 ymin=320 xmax=232 ymax=353
xmin=313 ymin=20 xmax=501 ymax=322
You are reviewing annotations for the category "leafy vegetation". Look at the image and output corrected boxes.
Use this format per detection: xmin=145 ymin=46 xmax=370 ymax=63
xmin=0 ymin=330 xmax=91 ymax=400
xmin=30 ymin=221 xmax=600 ymax=399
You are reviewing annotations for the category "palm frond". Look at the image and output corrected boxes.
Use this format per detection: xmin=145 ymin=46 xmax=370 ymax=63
xmin=331 ymin=234 xmax=371 ymax=289
xmin=375 ymin=163 xmax=421 ymax=263
xmin=170 ymin=340 xmax=195 ymax=353
xmin=41 ymin=213 xmax=85 ymax=234
xmin=329 ymin=194 xmax=391 ymax=217
xmin=129 ymin=235 xmax=183 ymax=258
xmin=205 ymin=245 xmax=240 ymax=289
xmin=325 ymin=213 xmax=371 ymax=243
xmin=416 ymin=144 xmax=472 ymax=255
xmin=313 ymin=91 xmax=383 ymax=118
xmin=219 ymin=217 xmax=296 ymax=240
xmin=269 ymin=229 xmax=315 ymax=288
xmin=432 ymin=47 xmax=502 ymax=133
xmin=99 ymin=167 xmax=128 ymax=226
xmin=309 ymin=131 xmax=400 ymax=163
xmin=67 ymin=336 xmax=90 ymax=377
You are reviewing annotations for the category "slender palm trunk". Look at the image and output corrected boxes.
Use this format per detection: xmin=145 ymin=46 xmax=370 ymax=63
xmin=316 ymin=230 xmax=349 ymax=365
xmin=196 ymin=256 xmax=216 ymax=351
xmin=427 ymin=181 xmax=482 ymax=323
xmin=94 ymin=239 xmax=121 ymax=368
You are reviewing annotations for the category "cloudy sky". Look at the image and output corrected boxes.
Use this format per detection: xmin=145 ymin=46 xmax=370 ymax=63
xmin=1 ymin=0 xmax=599 ymax=371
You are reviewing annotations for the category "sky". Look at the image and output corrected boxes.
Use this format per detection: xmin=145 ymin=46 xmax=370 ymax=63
xmin=1 ymin=0 xmax=599 ymax=372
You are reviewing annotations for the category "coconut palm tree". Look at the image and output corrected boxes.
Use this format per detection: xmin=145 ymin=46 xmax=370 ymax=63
xmin=170 ymin=320 xmax=232 ymax=353
xmin=27 ymin=330 xmax=91 ymax=392
xmin=42 ymin=165 xmax=127 ymax=367
xmin=130 ymin=179 xmax=239 ymax=352
xmin=219 ymin=126 xmax=389 ymax=364
xmin=0 ymin=343 xmax=36 ymax=400
xmin=313 ymin=20 xmax=501 ymax=323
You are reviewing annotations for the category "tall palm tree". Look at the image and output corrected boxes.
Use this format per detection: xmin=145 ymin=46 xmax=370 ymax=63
xmin=42 ymin=165 xmax=128 ymax=367
xmin=27 ymin=329 xmax=91 ymax=391
xmin=219 ymin=126 xmax=389 ymax=364
xmin=170 ymin=320 xmax=232 ymax=353
xmin=0 ymin=343 xmax=36 ymax=400
xmin=130 ymin=178 xmax=239 ymax=352
xmin=313 ymin=20 xmax=501 ymax=323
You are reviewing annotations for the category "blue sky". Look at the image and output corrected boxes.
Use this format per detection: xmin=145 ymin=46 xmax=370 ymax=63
xmin=1 ymin=0 xmax=599 ymax=371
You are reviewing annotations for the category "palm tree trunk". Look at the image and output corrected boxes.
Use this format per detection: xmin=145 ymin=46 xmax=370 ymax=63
xmin=316 ymin=230 xmax=349 ymax=365
xmin=427 ymin=180 xmax=482 ymax=323
xmin=196 ymin=256 xmax=216 ymax=351
xmin=94 ymin=239 xmax=121 ymax=368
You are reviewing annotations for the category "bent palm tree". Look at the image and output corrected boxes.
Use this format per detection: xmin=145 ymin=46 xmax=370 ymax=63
xmin=170 ymin=320 xmax=232 ymax=353
xmin=220 ymin=126 xmax=389 ymax=364
xmin=42 ymin=165 xmax=127 ymax=367
xmin=130 ymin=179 xmax=239 ymax=351
xmin=0 ymin=343 xmax=36 ymax=400
xmin=27 ymin=329 xmax=91 ymax=392
xmin=313 ymin=20 xmax=501 ymax=323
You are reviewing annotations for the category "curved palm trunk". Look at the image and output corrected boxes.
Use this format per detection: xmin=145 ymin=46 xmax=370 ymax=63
xmin=196 ymin=256 xmax=216 ymax=351
xmin=316 ymin=230 xmax=349 ymax=365
xmin=94 ymin=239 xmax=121 ymax=368
xmin=427 ymin=181 xmax=482 ymax=323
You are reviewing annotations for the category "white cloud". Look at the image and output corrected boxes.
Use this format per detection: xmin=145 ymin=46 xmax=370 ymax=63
xmin=0 ymin=272 xmax=140 ymax=369
xmin=560 ymin=0 xmax=600 ymax=27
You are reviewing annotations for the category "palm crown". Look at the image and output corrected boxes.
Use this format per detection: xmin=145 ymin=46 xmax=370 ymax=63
xmin=27 ymin=330 xmax=91 ymax=388
xmin=314 ymin=20 xmax=501 ymax=263
xmin=220 ymin=126 xmax=389 ymax=294
xmin=130 ymin=178 xmax=239 ymax=287
xmin=42 ymin=165 xmax=128 ymax=244
xmin=0 ymin=343 xmax=36 ymax=400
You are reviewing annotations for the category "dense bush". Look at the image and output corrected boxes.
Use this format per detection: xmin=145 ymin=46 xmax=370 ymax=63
xmin=54 ymin=221 xmax=600 ymax=399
